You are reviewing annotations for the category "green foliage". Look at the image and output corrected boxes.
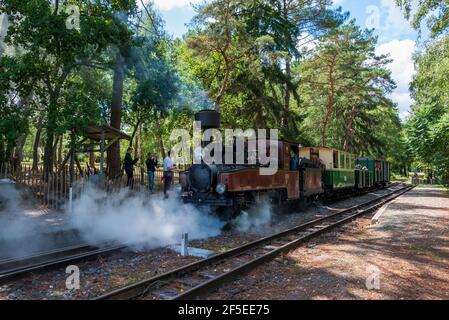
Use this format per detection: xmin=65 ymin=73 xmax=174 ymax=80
xmin=0 ymin=0 xmax=421 ymax=177
xmin=396 ymin=0 xmax=449 ymax=38
xmin=0 ymin=0 xmax=137 ymax=171
xmin=411 ymin=35 xmax=449 ymax=108
xmin=406 ymin=102 xmax=449 ymax=186
xmin=298 ymin=19 xmax=398 ymax=155
xmin=404 ymin=34 xmax=449 ymax=187
xmin=184 ymin=0 xmax=344 ymax=138
xmin=0 ymin=55 xmax=32 ymax=163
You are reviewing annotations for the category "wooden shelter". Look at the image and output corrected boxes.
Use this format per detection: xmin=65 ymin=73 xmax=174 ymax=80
xmin=59 ymin=125 xmax=131 ymax=175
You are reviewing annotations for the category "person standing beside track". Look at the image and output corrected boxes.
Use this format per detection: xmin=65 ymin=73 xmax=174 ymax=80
xmin=163 ymin=150 xmax=176 ymax=199
xmin=146 ymin=153 xmax=158 ymax=194
xmin=124 ymin=147 xmax=139 ymax=189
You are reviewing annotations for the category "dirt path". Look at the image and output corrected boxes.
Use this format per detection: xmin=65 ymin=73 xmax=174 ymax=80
xmin=209 ymin=186 xmax=449 ymax=300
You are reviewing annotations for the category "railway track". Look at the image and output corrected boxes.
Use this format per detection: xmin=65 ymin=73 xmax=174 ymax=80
xmin=0 ymin=243 xmax=126 ymax=284
xmin=96 ymin=184 xmax=413 ymax=301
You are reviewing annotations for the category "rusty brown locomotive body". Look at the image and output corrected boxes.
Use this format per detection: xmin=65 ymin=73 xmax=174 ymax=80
xmin=179 ymin=139 xmax=324 ymax=219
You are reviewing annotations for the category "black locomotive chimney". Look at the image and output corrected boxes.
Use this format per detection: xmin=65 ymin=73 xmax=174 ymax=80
xmin=195 ymin=110 xmax=221 ymax=130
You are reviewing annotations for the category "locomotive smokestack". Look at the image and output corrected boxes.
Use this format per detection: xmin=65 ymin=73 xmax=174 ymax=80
xmin=195 ymin=110 xmax=221 ymax=130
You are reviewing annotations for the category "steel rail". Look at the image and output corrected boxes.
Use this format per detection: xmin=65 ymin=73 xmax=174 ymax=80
xmin=174 ymin=185 xmax=413 ymax=300
xmin=96 ymin=184 xmax=412 ymax=300
xmin=0 ymin=243 xmax=94 ymax=267
xmin=0 ymin=243 xmax=127 ymax=284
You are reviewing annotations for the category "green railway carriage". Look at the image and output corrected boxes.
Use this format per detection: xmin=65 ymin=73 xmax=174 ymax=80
xmin=299 ymin=147 xmax=355 ymax=191
xmin=356 ymin=158 xmax=390 ymax=186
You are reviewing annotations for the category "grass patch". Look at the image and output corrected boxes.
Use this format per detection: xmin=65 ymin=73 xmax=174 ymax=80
xmin=380 ymin=225 xmax=397 ymax=231
xmin=199 ymin=242 xmax=229 ymax=253
xmin=409 ymin=244 xmax=431 ymax=253
xmin=127 ymin=274 xmax=144 ymax=285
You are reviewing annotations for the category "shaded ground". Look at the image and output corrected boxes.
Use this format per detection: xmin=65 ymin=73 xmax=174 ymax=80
xmin=0 ymin=186 xmax=403 ymax=300
xmin=208 ymin=186 xmax=449 ymax=300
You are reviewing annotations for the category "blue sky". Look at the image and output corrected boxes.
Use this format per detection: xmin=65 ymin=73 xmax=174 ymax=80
xmin=149 ymin=0 xmax=425 ymax=119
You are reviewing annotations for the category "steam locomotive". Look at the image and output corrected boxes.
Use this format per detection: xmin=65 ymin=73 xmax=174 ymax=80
xmin=178 ymin=110 xmax=390 ymax=220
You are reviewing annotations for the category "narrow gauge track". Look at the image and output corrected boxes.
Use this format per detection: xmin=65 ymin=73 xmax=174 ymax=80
xmin=96 ymin=184 xmax=413 ymax=301
xmin=0 ymin=243 xmax=126 ymax=284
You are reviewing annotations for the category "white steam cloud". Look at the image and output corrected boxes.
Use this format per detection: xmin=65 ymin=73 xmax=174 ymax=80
xmin=0 ymin=180 xmax=46 ymax=258
xmin=0 ymin=180 xmax=35 ymax=241
xmin=231 ymin=198 xmax=272 ymax=232
xmin=68 ymin=184 xmax=225 ymax=250
xmin=1 ymin=179 xmax=274 ymax=258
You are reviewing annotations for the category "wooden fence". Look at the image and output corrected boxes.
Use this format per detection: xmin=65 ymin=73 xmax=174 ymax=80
xmin=0 ymin=163 xmax=184 ymax=211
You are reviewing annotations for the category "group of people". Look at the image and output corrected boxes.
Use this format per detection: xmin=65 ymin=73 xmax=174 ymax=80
xmin=123 ymin=148 xmax=176 ymax=198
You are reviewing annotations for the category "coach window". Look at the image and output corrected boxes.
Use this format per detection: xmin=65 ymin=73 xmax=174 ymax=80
xmin=340 ymin=152 xmax=345 ymax=169
xmin=333 ymin=150 xmax=339 ymax=169
xmin=311 ymin=148 xmax=320 ymax=162
xmin=346 ymin=154 xmax=350 ymax=169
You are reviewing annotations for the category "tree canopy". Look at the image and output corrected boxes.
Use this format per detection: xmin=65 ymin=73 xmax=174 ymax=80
xmin=0 ymin=0 xmax=446 ymax=185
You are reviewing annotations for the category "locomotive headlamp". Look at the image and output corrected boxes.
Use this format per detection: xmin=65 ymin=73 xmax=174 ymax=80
xmin=175 ymin=184 xmax=183 ymax=194
xmin=216 ymin=183 xmax=227 ymax=195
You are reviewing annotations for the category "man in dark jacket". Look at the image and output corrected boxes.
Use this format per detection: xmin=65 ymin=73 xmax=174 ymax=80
xmin=124 ymin=147 xmax=139 ymax=188
xmin=146 ymin=153 xmax=158 ymax=193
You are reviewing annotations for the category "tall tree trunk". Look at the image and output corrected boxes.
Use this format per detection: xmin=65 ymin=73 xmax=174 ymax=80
xmin=322 ymin=56 xmax=336 ymax=147
xmin=52 ymin=135 xmax=60 ymax=169
xmin=107 ymin=52 xmax=126 ymax=179
xmin=13 ymin=93 xmax=33 ymax=167
xmin=43 ymin=70 xmax=68 ymax=178
xmin=139 ymin=124 xmax=143 ymax=162
xmin=215 ymin=4 xmax=231 ymax=113
xmin=14 ymin=134 xmax=27 ymax=168
xmin=129 ymin=119 xmax=141 ymax=149
xmin=281 ymin=0 xmax=291 ymax=128
xmin=89 ymin=151 xmax=96 ymax=169
xmin=343 ymin=104 xmax=358 ymax=152
xmin=58 ymin=135 xmax=63 ymax=166
xmin=158 ymin=136 xmax=165 ymax=160
xmin=282 ymin=59 xmax=291 ymax=128
xmin=0 ymin=137 xmax=5 ymax=169
xmin=134 ymin=129 xmax=139 ymax=159
xmin=7 ymin=145 xmax=14 ymax=169
xmin=32 ymin=119 xmax=43 ymax=171
xmin=155 ymin=118 xmax=166 ymax=160
xmin=43 ymin=98 xmax=56 ymax=178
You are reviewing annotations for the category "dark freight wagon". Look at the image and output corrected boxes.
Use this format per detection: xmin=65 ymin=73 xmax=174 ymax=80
xmin=356 ymin=158 xmax=390 ymax=187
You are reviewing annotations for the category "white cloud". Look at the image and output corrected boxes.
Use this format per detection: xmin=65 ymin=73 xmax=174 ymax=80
xmin=376 ymin=39 xmax=416 ymax=117
xmin=381 ymin=0 xmax=412 ymax=33
xmin=149 ymin=0 xmax=204 ymax=11
xmin=333 ymin=0 xmax=344 ymax=5
xmin=362 ymin=0 xmax=417 ymax=43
